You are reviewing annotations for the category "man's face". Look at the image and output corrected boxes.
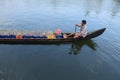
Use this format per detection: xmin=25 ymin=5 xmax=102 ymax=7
xmin=81 ymin=22 xmax=84 ymax=26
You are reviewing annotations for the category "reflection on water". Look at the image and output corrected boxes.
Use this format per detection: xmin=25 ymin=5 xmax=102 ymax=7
xmin=1 ymin=1 xmax=120 ymax=18
xmin=0 ymin=0 xmax=120 ymax=16
xmin=110 ymin=0 xmax=120 ymax=17
xmin=0 ymin=0 xmax=120 ymax=31
xmin=69 ymin=40 xmax=97 ymax=55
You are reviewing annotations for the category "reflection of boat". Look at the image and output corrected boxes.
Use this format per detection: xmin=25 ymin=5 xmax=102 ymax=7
xmin=0 ymin=28 xmax=106 ymax=44
xmin=69 ymin=40 xmax=97 ymax=55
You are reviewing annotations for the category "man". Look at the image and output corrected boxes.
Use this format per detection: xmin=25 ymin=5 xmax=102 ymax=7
xmin=66 ymin=20 xmax=87 ymax=38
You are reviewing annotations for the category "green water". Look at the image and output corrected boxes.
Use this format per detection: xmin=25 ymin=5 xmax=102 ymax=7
xmin=0 ymin=0 xmax=120 ymax=80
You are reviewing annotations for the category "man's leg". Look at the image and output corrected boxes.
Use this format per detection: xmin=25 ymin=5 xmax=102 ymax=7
xmin=74 ymin=33 xmax=82 ymax=38
xmin=67 ymin=33 xmax=75 ymax=37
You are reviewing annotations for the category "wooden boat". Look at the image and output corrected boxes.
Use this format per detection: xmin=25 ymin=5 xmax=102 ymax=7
xmin=0 ymin=28 xmax=106 ymax=44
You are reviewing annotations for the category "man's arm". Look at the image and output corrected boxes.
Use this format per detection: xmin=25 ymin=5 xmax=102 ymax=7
xmin=75 ymin=24 xmax=81 ymax=27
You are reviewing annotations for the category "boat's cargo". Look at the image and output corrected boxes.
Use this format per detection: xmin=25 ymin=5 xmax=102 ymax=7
xmin=0 ymin=28 xmax=106 ymax=44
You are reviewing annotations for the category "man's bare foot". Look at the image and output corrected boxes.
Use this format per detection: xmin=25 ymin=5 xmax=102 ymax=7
xmin=63 ymin=34 xmax=67 ymax=38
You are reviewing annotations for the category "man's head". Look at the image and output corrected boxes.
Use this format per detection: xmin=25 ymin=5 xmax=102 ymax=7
xmin=81 ymin=20 xmax=87 ymax=26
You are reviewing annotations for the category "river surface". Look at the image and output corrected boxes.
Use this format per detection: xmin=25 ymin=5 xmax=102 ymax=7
xmin=0 ymin=0 xmax=120 ymax=80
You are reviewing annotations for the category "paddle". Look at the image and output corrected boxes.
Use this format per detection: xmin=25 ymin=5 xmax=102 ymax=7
xmin=75 ymin=25 xmax=77 ymax=33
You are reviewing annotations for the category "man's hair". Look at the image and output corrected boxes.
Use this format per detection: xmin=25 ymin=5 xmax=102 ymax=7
xmin=82 ymin=20 xmax=87 ymax=24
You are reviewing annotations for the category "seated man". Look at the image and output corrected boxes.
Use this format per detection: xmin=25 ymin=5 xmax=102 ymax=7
xmin=66 ymin=20 xmax=87 ymax=38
